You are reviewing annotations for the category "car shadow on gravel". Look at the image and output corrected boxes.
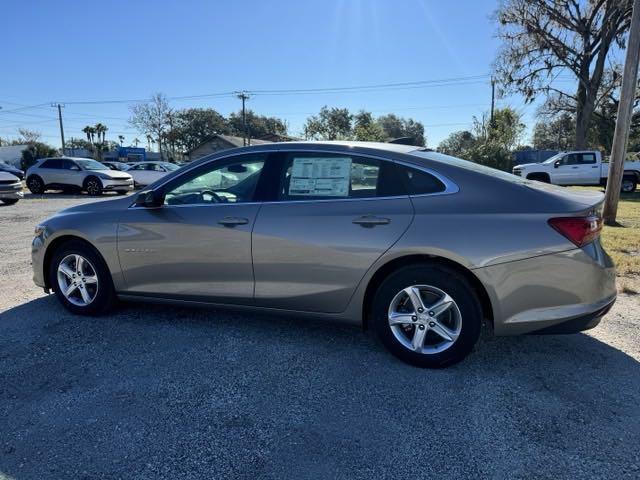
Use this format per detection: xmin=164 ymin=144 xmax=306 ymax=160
xmin=0 ymin=295 xmax=639 ymax=479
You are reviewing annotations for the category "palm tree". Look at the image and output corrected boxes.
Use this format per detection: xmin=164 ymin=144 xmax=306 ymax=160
xmin=146 ymin=134 xmax=152 ymax=150
xmin=82 ymin=126 xmax=95 ymax=143
xmin=95 ymin=123 xmax=107 ymax=144
xmin=118 ymin=135 xmax=125 ymax=146
xmin=133 ymin=138 xmax=140 ymax=147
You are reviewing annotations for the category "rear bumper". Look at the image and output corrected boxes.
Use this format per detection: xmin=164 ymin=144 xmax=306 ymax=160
xmin=474 ymin=241 xmax=617 ymax=336
xmin=529 ymin=298 xmax=615 ymax=334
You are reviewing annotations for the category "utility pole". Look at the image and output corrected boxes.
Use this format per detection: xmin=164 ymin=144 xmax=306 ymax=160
xmin=490 ymin=77 xmax=496 ymax=125
xmin=236 ymin=91 xmax=250 ymax=146
xmin=603 ymin=0 xmax=640 ymax=225
xmin=52 ymin=103 xmax=66 ymax=153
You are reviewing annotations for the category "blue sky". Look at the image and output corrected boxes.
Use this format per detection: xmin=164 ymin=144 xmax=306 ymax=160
xmin=1 ymin=0 xmax=546 ymax=148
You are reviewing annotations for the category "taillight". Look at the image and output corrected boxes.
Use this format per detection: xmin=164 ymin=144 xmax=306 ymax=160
xmin=548 ymin=216 xmax=602 ymax=247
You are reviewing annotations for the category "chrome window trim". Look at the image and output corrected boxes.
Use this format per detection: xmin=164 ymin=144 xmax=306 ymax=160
xmin=129 ymin=147 xmax=460 ymax=209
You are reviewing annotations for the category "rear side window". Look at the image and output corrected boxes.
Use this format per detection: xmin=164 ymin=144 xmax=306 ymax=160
xmin=41 ymin=159 xmax=62 ymax=169
xmin=579 ymin=153 xmax=596 ymax=164
xmin=398 ymin=165 xmax=445 ymax=195
xmin=276 ymin=152 xmax=402 ymax=201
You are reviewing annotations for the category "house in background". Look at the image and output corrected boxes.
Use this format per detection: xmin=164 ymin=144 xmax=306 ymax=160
xmin=187 ymin=135 xmax=273 ymax=161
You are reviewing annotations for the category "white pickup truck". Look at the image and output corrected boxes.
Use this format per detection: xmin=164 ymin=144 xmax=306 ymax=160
xmin=512 ymin=151 xmax=640 ymax=192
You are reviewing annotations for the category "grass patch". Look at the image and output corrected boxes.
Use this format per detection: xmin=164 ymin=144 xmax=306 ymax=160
xmin=571 ymin=187 xmax=640 ymax=277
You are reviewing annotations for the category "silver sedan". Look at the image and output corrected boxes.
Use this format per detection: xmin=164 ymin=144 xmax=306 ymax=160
xmin=31 ymin=142 xmax=616 ymax=367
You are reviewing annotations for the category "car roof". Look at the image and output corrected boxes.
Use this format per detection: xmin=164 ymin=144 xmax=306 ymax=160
xmin=258 ymin=140 xmax=422 ymax=154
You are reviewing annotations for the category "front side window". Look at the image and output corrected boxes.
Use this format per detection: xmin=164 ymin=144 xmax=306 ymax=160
xmin=278 ymin=152 xmax=402 ymax=201
xmin=164 ymin=155 xmax=265 ymax=205
xmin=559 ymin=154 xmax=578 ymax=166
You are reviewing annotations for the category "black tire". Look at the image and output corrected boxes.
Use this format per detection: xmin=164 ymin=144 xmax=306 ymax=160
xmin=26 ymin=175 xmax=45 ymax=194
xmin=116 ymin=190 xmax=128 ymax=195
xmin=371 ymin=264 xmax=482 ymax=368
xmin=1 ymin=198 xmax=19 ymax=205
xmin=84 ymin=176 xmax=103 ymax=196
xmin=621 ymin=176 xmax=637 ymax=193
xmin=48 ymin=240 xmax=116 ymax=316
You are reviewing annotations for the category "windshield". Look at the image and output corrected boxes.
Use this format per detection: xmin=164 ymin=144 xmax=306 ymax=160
xmin=542 ymin=153 xmax=564 ymax=164
xmin=75 ymin=159 xmax=109 ymax=170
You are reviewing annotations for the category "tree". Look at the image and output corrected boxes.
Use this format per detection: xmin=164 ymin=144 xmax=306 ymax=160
xmin=133 ymin=138 xmax=140 ymax=147
xmin=168 ymin=108 xmax=229 ymax=152
xmin=129 ymin=93 xmax=172 ymax=156
xmin=376 ymin=114 xmax=426 ymax=146
xmin=532 ymin=112 xmax=576 ymax=150
xmin=20 ymin=142 xmax=57 ymax=171
xmin=436 ymin=107 xmax=524 ymax=171
xmin=303 ymin=106 xmax=353 ymax=140
xmin=353 ymin=111 xmax=385 ymax=141
xmin=82 ymin=125 xmax=96 ymax=143
xmin=118 ymin=135 xmax=125 ymax=146
xmin=227 ymin=110 xmax=288 ymax=140
xmin=495 ymin=0 xmax=634 ymax=149
xmin=16 ymin=129 xmax=42 ymax=143
xmin=438 ymin=130 xmax=477 ymax=156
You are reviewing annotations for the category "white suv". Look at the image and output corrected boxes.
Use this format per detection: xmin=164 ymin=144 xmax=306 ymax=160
xmin=26 ymin=157 xmax=134 ymax=196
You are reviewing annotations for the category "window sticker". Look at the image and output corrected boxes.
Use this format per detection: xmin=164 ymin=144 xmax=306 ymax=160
xmin=289 ymin=157 xmax=352 ymax=196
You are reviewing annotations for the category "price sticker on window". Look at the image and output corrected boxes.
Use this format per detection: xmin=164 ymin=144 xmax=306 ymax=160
xmin=289 ymin=157 xmax=352 ymax=196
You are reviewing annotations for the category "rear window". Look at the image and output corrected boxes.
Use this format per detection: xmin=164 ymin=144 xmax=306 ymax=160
xmin=410 ymin=151 xmax=527 ymax=185
xmin=40 ymin=159 xmax=62 ymax=169
xmin=398 ymin=165 xmax=445 ymax=194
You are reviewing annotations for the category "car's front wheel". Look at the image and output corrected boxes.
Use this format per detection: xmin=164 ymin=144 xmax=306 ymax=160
xmin=49 ymin=240 xmax=115 ymax=315
xmin=26 ymin=175 xmax=45 ymax=194
xmin=84 ymin=177 xmax=103 ymax=196
xmin=371 ymin=264 xmax=482 ymax=368
xmin=1 ymin=198 xmax=19 ymax=205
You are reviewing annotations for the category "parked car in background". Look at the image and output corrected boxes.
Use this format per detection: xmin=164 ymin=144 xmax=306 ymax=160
xmin=125 ymin=161 xmax=180 ymax=187
xmin=26 ymin=157 xmax=133 ymax=196
xmin=101 ymin=160 xmax=130 ymax=171
xmin=0 ymin=171 xmax=23 ymax=205
xmin=0 ymin=161 xmax=24 ymax=180
xmin=31 ymin=142 xmax=616 ymax=368
xmin=513 ymin=150 xmax=640 ymax=192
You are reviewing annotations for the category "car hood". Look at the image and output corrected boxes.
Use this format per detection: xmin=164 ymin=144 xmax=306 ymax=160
xmin=57 ymin=195 xmax=133 ymax=215
xmin=0 ymin=171 xmax=20 ymax=182
xmin=514 ymin=162 xmax=546 ymax=169
xmin=93 ymin=170 xmax=132 ymax=179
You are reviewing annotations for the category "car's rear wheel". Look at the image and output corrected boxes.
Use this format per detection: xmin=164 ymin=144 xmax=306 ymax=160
xmin=49 ymin=240 xmax=115 ymax=315
xmin=371 ymin=264 xmax=482 ymax=368
xmin=84 ymin=177 xmax=103 ymax=196
xmin=26 ymin=175 xmax=45 ymax=194
xmin=621 ymin=176 xmax=637 ymax=193
xmin=1 ymin=198 xmax=19 ymax=205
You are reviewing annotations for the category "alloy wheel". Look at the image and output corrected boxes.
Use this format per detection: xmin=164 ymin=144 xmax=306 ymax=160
xmin=388 ymin=285 xmax=462 ymax=354
xmin=56 ymin=254 xmax=99 ymax=306
xmin=86 ymin=180 xmax=101 ymax=195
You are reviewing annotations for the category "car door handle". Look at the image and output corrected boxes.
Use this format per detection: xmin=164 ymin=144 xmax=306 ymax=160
xmin=352 ymin=215 xmax=390 ymax=227
xmin=571 ymin=166 xmax=579 ymax=169
xmin=218 ymin=216 xmax=249 ymax=227
xmin=592 ymin=166 xmax=598 ymax=168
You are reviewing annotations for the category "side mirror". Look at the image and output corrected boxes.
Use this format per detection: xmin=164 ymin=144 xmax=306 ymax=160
xmin=554 ymin=161 xmax=560 ymax=168
xmin=134 ymin=190 xmax=162 ymax=208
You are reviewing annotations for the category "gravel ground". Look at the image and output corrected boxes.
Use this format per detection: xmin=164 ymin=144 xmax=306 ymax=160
xmin=1 ymin=194 xmax=639 ymax=480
